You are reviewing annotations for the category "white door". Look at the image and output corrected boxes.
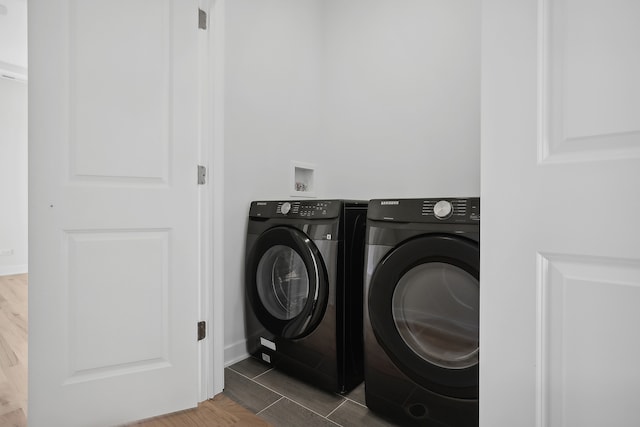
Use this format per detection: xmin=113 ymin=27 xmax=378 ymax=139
xmin=481 ymin=1 xmax=640 ymax=426
xmin=28 ymin=0 xmax=202 ymax=425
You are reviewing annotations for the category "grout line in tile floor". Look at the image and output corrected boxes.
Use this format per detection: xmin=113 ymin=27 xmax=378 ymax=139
xmin=287 ymin=400 xmax=340 ymax=422
xmin=261 ymin=383 xmax=341 ymax=421
xmin=256 ymin=396 xmax=284 ymax=416
xmin=227 ymin=366 xmax=258 ymax=380
xmin=227 ymin=365 xmax=348 ymax=425
xmin=224 ymin=358 xmax=402 ymax=426
xmin=252 ymin=367 xmax=274 ymax=380
xmin=228 ymin=366 xmax=290 ymax=399
xmin=343 ymin=395 xmax=367 ymax=408
xmin=325 ymin=399 xmax=348 ymax=418
xmin=227 ymin=368 xmax=338 ymax=425
xmin=282 ymin=399 xmax=342 ymax=427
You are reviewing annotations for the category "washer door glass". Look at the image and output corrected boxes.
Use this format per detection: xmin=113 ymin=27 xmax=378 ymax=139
xmin=392 ymin=262 xmax=479 ymax=369
xmin=256 ymin=245 xmax=310 ymax=320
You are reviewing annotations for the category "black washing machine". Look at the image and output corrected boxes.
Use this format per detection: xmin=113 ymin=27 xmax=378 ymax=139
xmin=364 ymin=198 xmax=480 ymax=426
xmin=245 ymin=200 xmax=367 ymax=393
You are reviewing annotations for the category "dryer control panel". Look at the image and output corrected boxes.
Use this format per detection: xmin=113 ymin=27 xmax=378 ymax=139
xmin=368 ymin=198 xmax=480 ymax=224
xmin=250 ymin=200 xmax=343 ymax=219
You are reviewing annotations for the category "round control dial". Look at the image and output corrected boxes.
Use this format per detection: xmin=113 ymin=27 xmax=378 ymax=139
xmin=433 ymin=200 xmax=453 ymax=219
xmin=281 ymin=202 xmax=291 ymax=215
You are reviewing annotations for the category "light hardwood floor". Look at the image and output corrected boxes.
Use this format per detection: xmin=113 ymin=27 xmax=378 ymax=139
xmin=0 ymin=274 xmax=268 ymax=427
xmin=0 ymin=273 xmax=28 ymax=427
xmin=129 ymin=395 xmax=270 ymax=427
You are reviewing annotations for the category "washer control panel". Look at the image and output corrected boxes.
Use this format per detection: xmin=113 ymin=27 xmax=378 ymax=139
xmin=250 ymin=200 xmax=341 ymax=219
xmin=423 ymin=199 xmax=471 ymax=220
xmin=433 ymin=200 xmax=453 ymax=219
xmin=368 ymin=198 xmax=480 ymax=223
xmin=280 ymin=202 xmax=292 ymax=214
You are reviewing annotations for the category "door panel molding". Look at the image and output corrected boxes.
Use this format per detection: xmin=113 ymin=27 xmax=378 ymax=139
xmin=537 ymin=253 xmax=640 ymax=427
xmin=69 ymin=0 xmax=172 ymax=183
xmin=538 ymin=0 xmax=640 ymax=164
xmin=65 ymin=229 xmax=170 ymax=381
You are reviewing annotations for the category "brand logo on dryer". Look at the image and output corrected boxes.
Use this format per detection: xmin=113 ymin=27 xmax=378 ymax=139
xmin=380 ymin=201 xmax=399 ymax=205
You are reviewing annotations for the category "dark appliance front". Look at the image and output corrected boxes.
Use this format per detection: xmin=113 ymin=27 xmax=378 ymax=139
xmin=245 ymin=200 xmax=367 ymax=394
xmin=364 ymin=198 xmax=480 ymax=426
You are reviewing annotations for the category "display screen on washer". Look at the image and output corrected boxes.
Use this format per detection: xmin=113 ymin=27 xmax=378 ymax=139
xmin=392 ymin=262 xmax=479 ymax=370
xmin=256 ymin=245 xmax=310 ymax=320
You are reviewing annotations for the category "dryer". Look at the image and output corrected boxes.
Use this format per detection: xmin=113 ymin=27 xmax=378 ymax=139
xmin=245 ymin=200 xmax=367 ymax=393
xmin=364 ymin=198 xmax=480 ymax=426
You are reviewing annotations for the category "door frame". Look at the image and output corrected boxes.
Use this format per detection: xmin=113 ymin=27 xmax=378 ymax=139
xmin=199 ymin=0 xmax=225 ymax=399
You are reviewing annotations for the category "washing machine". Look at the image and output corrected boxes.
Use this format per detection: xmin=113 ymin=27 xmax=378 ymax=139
xmin=245 ymin=199 xmax=367 ymax=393
xmin=363 ymin=198 xmax=480 ymax=426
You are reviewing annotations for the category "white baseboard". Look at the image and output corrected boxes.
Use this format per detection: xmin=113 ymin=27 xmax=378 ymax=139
xmin=0 ymin=264 xmax=28 ymax=277
xmin=224 ymin=339 xmax=249 ymax=367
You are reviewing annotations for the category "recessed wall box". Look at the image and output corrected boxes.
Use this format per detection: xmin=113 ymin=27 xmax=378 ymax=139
xmin=290 ymin=161 xmax=316 ymax=198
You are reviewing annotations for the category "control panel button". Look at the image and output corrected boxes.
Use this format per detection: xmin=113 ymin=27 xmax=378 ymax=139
xmin=281 ymin=202 xmax=291 ymax=215
xmin=433 ymin=200 xmax=453 ymax=219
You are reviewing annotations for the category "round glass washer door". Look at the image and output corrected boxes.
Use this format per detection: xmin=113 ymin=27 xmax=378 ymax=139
xmin=256 ymin=245 xmax=310 ymax=321
xmin=392 ymin=262 xmax=479 ymax=369
xmin=246 ymin=226 xmax=328 ymax=339
xmin=367 ymin=234 xmax=480 ymax=398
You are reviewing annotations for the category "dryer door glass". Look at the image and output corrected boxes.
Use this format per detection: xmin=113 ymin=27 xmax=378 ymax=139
xmin=392 ymin=262 xmax=479 ymax=369
xmin=256 ymin=245 xmax=310 ymax=320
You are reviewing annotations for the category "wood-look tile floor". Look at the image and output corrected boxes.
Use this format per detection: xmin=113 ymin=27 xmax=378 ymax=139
xmin=224 ymin=357 xmax=400 ymax=426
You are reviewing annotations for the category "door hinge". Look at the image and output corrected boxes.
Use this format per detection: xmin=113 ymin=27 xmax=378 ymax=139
xmin=198 ymin=321 xmax=206 ymax=341
xmin=198 ymin=165 xmax=206 ymax=185
xmin=198 ymin=9 xmax=207 ymax=30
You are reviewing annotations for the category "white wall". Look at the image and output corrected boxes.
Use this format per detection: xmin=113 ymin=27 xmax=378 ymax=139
xmin=0 ymin=0 xmax=28 ymax=80
xmin=223 ymin=0 xmax=325 ymax=362
xmin=223 ymin=0 xmax=480 ymax=363
xmin=0 ymin=77 xmax=28 ymax=275
xmin=322 ymin=0 xmax=480 ymax=199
